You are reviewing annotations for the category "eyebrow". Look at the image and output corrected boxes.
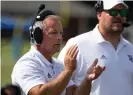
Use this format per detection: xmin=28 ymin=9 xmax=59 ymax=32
xmin=49 ymin=29 xmax=63 ymax=33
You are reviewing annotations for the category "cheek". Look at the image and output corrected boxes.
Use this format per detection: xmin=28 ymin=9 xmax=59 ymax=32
xmin=43 ymin=37 xmax=52 ymax=46
xmin=104 ymin=17 xmax=112 ymax=26
xmin=103 ymin=13 xmax=112 ymax=22
xmin=123 ymin=17 xmax=127 ymax=23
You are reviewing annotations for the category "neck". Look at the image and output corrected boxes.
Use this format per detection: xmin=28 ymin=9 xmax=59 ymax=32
xmin=33 ymin=45 xmax=53 ymax=62
xmin=98 ymin=25 xmax=121 ymax=49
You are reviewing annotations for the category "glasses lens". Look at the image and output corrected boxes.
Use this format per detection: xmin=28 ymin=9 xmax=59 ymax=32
xmin=120 ymin=9 xmax=128 ymax=17
xmin=109 ymin=10 xmax=118 ymax=16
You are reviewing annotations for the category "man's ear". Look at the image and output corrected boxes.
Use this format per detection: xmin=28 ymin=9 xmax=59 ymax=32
xmin=97 ymin=12 xmax=102 ymax=21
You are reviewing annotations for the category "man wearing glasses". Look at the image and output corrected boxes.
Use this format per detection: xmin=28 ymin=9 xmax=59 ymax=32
xmin=58 ymin=0 xmax=133 ymax=95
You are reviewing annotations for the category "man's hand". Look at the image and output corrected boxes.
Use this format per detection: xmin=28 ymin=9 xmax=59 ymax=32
xmin=71 ymin=59 xmax=105 ymax=95
xmin=64 ymin=45 xmax=78 ymax=72
xmin=86 ymin=58 xmax=106 ymax=81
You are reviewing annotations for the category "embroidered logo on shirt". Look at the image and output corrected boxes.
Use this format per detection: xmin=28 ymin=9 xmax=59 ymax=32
xmin=128 ymin=55 xmax=133 ymax=63
xmin=51 ymin=66 xmax=55 ymax=74
xmin=100 ymin=55 xmax=107 ymax=59
xmin=47 ymin=73 xmax=52 ymax=78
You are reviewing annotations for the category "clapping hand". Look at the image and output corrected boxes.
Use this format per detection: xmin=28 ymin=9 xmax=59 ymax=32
xmin=86 ymin=58 xmax=106 ymax=81
xmin=64 ymin=45 xmax=78 ymax=72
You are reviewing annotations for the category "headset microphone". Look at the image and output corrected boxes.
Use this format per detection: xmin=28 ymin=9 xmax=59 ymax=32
xmin=38 ymin=4 xmax=45 ymax=14
xmin=122 ymin=22 xmax=131 ymax=27
xmin=32 ymin=4 xmax=45 ymax=26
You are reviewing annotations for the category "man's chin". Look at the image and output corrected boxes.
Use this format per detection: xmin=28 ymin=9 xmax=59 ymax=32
xmin=112 ymin=27 xmax=123 ymax=33
xmin=55 ymin=48 xmax=61 ymax=52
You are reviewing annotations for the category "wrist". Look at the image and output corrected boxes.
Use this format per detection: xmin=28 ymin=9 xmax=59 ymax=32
xmin=84 ymin=76 xmax=92 ymax=83
xmin=64 ymin=67 xmax=75 ymax=72
xmin=64 ymin=69 xmax=74 ymax=74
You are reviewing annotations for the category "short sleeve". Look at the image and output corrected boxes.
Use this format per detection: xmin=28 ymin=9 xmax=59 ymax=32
xmin=11 ymin=60 xmax=46 ymax=95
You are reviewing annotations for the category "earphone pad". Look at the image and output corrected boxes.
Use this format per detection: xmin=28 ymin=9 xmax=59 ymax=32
xmin=94 ymin=3 xmax=99 ymax=11
xmin=34 ymin=27 xmax=43 ymax=44
xmin=94 ymin=1 xmax=103 ymax=12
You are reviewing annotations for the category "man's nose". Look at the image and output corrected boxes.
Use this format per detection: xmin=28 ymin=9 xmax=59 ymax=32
xmin=57 ymin=34 xmax=63 ymax=40
xmin=116 ymin=13 xmax=121 ymax=17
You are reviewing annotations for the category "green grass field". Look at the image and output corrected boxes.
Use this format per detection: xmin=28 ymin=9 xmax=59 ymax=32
xmin=1 ymin=38 xmax=30 ymax=86
xmin=1 ymin=38 xmax=62 ymax=87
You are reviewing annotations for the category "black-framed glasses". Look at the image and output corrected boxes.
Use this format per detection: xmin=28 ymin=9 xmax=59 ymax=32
xmin=104 ymin=9 xmax=128 ymax=17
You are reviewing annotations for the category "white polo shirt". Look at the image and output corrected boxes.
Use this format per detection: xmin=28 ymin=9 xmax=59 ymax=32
xmin=11 ymin=46 xmax=74 ymax=95
xmin=58 ymin=25 xmax=133 ymax=95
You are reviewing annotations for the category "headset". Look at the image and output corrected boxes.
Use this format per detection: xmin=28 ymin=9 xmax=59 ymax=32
xmin=94 ymin=0 xmax=103 ymax=12
xmin=30 ymin=4 xmax=56 ymax=45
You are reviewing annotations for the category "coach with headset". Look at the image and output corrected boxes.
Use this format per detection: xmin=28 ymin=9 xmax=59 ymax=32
xmin=58 ymin=0 xmax=133 ymax=95
xmin=11 ymin=4 xmax=105 ymax=95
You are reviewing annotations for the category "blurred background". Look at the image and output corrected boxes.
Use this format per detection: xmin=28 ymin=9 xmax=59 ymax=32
xmin=1 ymin=1 xmax=133 ymax=87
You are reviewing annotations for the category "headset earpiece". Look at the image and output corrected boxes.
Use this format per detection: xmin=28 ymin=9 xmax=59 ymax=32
xmin=30 ymin=22 xmax=44 ymax=45
xmin=94 ymin=1 xmax=103 ymax=12
xmin=30 ymin=26 xmax=43 ymax=45
xmin=33 ymin=27 xmax=43 ymax=44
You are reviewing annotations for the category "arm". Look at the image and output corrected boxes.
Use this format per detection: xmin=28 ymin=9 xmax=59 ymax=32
xmin=29 ymin=70 xmax=73 ymax=95
xmin=66 ymin=59 xmax=105 ymax=95
xmin=28 ymin=45 xmax=78 ymax=95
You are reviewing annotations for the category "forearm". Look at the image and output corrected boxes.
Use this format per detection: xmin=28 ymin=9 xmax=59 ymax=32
xmin=74 ymin=78 xmax=92 ymax=95
xmin=39 ymin=70 xmax=73 ymax=95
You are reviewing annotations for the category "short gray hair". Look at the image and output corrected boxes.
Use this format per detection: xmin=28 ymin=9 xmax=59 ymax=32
xmin=29 ymin=21 xmax=47 ymax=32
xmin=29 ymin=15 xmax=59 ymax=32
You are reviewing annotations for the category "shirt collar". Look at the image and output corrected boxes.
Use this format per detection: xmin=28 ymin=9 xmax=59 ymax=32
xmin=30 ymin=46 xmax=54 ymax=67
xmin=91 ymin=24 xmax=106 ymax=44
xmin=118 ymin=35 xmax=127 ymax=47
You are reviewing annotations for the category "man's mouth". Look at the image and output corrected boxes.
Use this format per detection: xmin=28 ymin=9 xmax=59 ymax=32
xmin=113 ymin=22 xmax=123 ymax=25
xmin=113 ymin=20 xmax=122 ymax=24
xmin=55 ymin=44 xmax=61 ymax=46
